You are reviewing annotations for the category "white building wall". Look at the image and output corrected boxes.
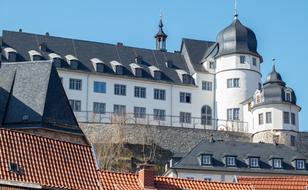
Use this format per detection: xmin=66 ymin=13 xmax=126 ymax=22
xmin=57 ymin=69 xmax=216 ymax=129
xmin=215 ymin=54 xmax=261 ymax=122
xmin=250 ymin=104 xmax=300 ymax=134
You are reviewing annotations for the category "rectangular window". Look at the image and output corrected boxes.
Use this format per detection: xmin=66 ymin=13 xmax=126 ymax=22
xmin=93 ymin=102 xmax=106 ymax=114
xmin=259 ymin=113 xmax=264 ymax=125
xmin=114 ymin=84 xmax=126 ymax=96
xmin=227 ymin=108 xmax=240 ymax=120
xmin=296 ymin=160 xmax=305 ymax=170
xmin=240 ymin=56 xmax=246 ymax=64
xmin=202 ymin=81 xmax=213 ymax=91
xmin=180 ymin=112 xmax=191 ymax=123
xmin=291 ymin=113 xmax=296 ymax=125
xmin=227 ymin=78 xmax=240 ymax=88
xmin=114 ymin=104 xmax=126 ymax=114
xmin=96 ymin=63 xmax=104 ymax=73
xmin=285 ymin=92 xmax=292 ymax=102
xmin=134 ymin=107 xmax=146 ymax=118
xmin=226 ymin=156 xmax=236 ymax=166
xmin=273 ymin=159 xmax=282 ymax=169
xmin=154 ymin=89 xmax=166 ymax=100
xmin=180 ymin=92 xmax=191 ymax=103
xmin=249 ymin=158 xmax=259 ymax=168
xmin=153 ymin=109 xmax=165 ymax=121
xmin=134 ymin=86 xmax=146 ymax=98
xmin=290 ymin=135 xmax=296 ymax=146
xmin=283 ymin=112 xmax=290 ymax=124
xmin=266 ymin=112 xmax=272 ymax=124
xmin=93 ymin=81 xmax=106 ymax=93
xmin=69 ymin=78 xmax=82 ymax=90
xmin=69 ymin=99 xmax=81 ymax=112
xmin=252 ymin=57 xmax=257 ymax=66
xmin=201 ymin=155 xmax=212 ymax=165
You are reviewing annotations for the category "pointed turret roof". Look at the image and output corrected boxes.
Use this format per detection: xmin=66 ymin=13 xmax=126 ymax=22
xmin=155 ymin=15 xmax=168 ymax=38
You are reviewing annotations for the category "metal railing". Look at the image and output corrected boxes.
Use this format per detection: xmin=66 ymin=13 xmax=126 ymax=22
xmin=74 ymin=111 xmax=248 ymax=133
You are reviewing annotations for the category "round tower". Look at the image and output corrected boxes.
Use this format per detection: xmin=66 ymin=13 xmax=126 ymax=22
xmin=250 ymin=63 xmax=301 ymax=147
xmin=205 ymin=15 xmax=263 ymax=131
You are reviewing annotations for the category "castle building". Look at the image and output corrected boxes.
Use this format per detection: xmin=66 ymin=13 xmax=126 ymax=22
xmin=0 ymin=14 xmax=301 ymax=146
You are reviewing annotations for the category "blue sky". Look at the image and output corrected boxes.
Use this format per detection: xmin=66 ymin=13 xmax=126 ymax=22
xmin=1 ymin=0 xmax=307 ymax=130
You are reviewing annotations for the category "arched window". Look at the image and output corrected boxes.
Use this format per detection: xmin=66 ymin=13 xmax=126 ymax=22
xmin=201 ymin=105 xmax=212 ymax=125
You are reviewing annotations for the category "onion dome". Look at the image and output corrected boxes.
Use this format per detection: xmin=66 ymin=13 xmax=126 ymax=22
xmin=262 ymin=64 xmax=297 ymax=105
xmin=263 ymin=64 xmax=286 ymax=86
xmin=215 ymin=17 xmax=262 ymax=61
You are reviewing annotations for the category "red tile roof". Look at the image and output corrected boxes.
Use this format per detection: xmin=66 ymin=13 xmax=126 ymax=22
xmin=0 ymin=129 xmax=100 ymax=190
xmin=99 ymin=170 xmax=253 ymax=190
xmin=238 ymin=176 xmax=308 ymax=190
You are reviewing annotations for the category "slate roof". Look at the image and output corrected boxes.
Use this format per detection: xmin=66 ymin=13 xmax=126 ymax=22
xmin=170 ymin=140 xmax=308 ymax=175
xmin=0 ymin=128 xmax=100 ymax=190
xmin=1 ymin=30 xmax=193 ymax=85
xmin=181 ymin=38 xmax=215 ymax=72
xmin=0 ymin=61 xmax=83 ymax=135
xmin=202 ymin=18 xmax=262 ymax=62
xmin=99 ymin=170 xmax=253 ymax=190
xmin=237 ymin=176 xmax=308 ymax=190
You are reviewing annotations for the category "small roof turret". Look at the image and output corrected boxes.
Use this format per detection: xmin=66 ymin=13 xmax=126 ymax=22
xmin=155 ymin=14 xmax=168 ymax=51
xmin=263 ymin=61 xmax=286 ymax=86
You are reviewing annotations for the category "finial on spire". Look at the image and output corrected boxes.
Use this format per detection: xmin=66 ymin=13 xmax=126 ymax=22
xmin=159 ymin=10 xmax=163 ymax=28
xmin=234 ymin=0 xmax=239 ymax=19
xmin=272 ymin=58 xmax=276 ymax=72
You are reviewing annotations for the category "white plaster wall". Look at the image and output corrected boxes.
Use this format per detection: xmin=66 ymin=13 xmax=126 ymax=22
xmin=58 ymin=69 xmax=215 ymax=129
xmin=251 ymin=104 xmax=300 ymax=134
xmin=215 ymin=54 xmax=261 ymax=122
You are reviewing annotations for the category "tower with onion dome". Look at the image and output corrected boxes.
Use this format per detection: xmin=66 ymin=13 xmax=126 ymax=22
xmin=202 ymin=13 xmax=263 ymax=130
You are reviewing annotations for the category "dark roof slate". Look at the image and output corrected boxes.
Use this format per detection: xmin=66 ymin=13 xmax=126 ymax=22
xmin=1 ymin=30 xmax=192 ymax=85
xmin=172 ymin=140 xmax=308 ymax=175
xmin=181 ymin=38 xmax=215 ymax=72
xmin=0 ymin=61 xmax=83 ymax=135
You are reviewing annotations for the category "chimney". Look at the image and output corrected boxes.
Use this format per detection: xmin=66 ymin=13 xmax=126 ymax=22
xmin=138 ymin=163 xmax=156 ymax=189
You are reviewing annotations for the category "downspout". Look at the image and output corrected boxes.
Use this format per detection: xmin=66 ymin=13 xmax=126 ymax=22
xmin=170 ymin=84 xmax=173 ymax=127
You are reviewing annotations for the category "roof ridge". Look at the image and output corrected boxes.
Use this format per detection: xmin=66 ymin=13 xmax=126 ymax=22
xmin=3 ymin=30 xmax=181 ymax=54
xmin=0 ymin=128 xmax=91 ymax=147
xmin=154 ymin=175 xmax=249 ymax=186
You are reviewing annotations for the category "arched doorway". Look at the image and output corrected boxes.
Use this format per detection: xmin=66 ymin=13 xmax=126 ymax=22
xmin=201 ymin=105 xmax=212 ymax=125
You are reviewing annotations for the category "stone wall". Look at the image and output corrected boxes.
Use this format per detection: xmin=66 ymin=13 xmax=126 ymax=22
xmin=80 ymin=123 xmax=252 ymax=154
xmin=297 ymin=132 xmax=308 ymax=157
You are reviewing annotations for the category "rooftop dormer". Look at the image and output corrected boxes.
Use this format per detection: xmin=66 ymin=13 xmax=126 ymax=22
xmin=65 ymin=54 xmax=79 ymax=69
xmin=28 ymin=50 xmax=42 ymax=61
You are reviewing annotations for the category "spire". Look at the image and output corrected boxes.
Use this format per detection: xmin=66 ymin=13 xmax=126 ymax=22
xmin=234 ymin=0 xmax=239 ymax=19
xmin=155 ymin=12 xmax=168 ymax=52
xmin=272 ymin=58 xmax=276 ymax=72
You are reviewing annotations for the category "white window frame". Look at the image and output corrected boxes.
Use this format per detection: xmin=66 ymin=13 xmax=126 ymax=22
xmin=69 ymin=78 xmax=82 ymax=90
xmin=180 ymin=112 xmax=191 ymax=124
xmin=93 ymin=102 xmax=106 ymax=114
xmin=273 ymin=159 xmax=282 ymax=169
xmin=154 ymin=89 xmax=166 ymax=100
xmin=259 ymin=113 xmax=264 ymax=125
xmin=266 ymin=112 xmax=272 ymax=124
xmin=114 ymin=84 xmax=126 ymax=96
xmin=202 ymin=81 xmax=213 ymax=91
xmin=227 ymin=78 xmax=240 ymax=88
xmin=180 ymin=92 xmax=191 ymax=103
xmin=201 ymin=155 xmax=212 ymax=165
xmin=249 ymin=157 xmax=259 ymax=168
xmin=226 ymin=156 xmax=236 ymax=167
xmin=240 ymin=56 xmax=246 ymax=64
xmin=227 ymin=108 xmax=240 ymax=121
xmin=296 ymin=160 xmax=305 ymax=170
xmin=134 ymin=86 xmax=146 ymax=98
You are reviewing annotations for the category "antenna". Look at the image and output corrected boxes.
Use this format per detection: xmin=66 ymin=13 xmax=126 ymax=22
xmin=234 ymin=0 xmax=238 ymax=19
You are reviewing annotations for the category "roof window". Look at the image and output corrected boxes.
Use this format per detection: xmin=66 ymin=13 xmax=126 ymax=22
xmin=48 ymin=53 xmax=62 ymax=67
xmin=3 ymin=47 xmax=17 ymax=62
xmin=65 ymin=55 xmax=79 ymax=69
xmin=91 ymin=58 xmax=104 ymax=73
xmin=28 ymin=50 xmax=42 ymax=61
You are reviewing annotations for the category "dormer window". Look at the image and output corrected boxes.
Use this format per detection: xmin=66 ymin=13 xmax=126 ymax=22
xmin=201 ymin=154 xmax=212 ymax=166
xmin=3 ymin=47 xmax=17 ymax=62
xmin=116 ymin=65 xmax=123 ymax=75
xmin=28 ymin=50 xmax=42 ymax=61
xmin=225 ymin=156 xmax=236 ymax=167
xmin=91 ymin=58 xmax=104 ymax=73
xmin=135 ymin=68 xmax=143 ymax=77
xmin=249 ymin=157 xmax=260 ymax=168
xmin=209 ymin=61 xmax=215 ymax=69
xmin=295 ymin=160 xmax=305 ymax=170
xmin=272 ymin=158 xmax=283 ymax=169
xmin=285 ymin=91 xmax=292 ymax=102
xmin=153 ymin=70 xmax=162 ymax=80
xmin=48 ymin=53 xmax=62 ymax=67
xmin=65 ymin=55 xmax=79 ymax=69
xmin=182 ymin=74 xmax=193 ymax=84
